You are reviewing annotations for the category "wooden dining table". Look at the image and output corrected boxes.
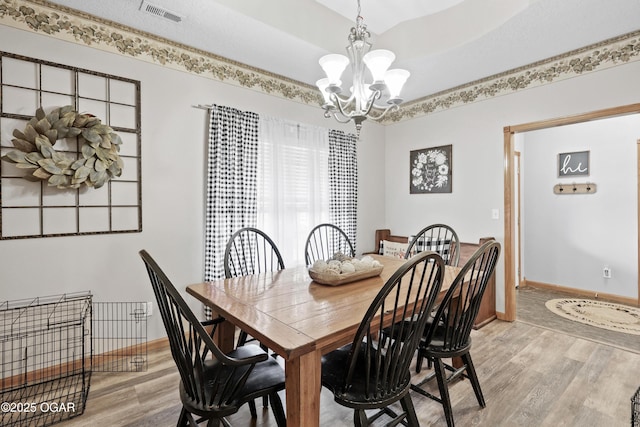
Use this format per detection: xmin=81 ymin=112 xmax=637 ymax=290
xmin=186 ymin=254 xmax=461 ymax=427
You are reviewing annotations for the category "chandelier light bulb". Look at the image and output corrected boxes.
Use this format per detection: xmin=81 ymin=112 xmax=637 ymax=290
xmin=363 ymin=49 xmax=395 ymax=84
xmin=319 ymin=54 xmax=349 ymax=86
xmin=316 ymin=78 xmax=336 ymax=105
xmin=385 ymin=69 xmax=410 ymax=99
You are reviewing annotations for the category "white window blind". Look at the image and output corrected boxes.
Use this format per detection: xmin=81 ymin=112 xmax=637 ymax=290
xmin=257 ymin=116 xmax=330 ymax=267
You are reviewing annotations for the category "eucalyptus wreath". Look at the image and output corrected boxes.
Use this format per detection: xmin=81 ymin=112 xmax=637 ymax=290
xmin=1 ymin=105 xmax=123 ymax=189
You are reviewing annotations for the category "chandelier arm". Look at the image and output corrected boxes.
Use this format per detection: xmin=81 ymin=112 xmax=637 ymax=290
xmin=330 ymin=93 xmax=359 ymax=119
xmin=327 ymin=88 xmax=398 ymax=123
xmin=324 ymin=109 xmax=355 ymax=124
xmin=329 ymin=88 xmax=382 ymax=120
xmin=359 ymin=89 xmax=383 ymax=117
xmin=330 ymin=92 xmax=355 ymax=112
xmin=359 ymin=103 xmax=399 ymax=122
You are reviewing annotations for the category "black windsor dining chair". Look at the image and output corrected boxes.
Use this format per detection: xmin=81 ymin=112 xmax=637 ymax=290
xmin=223 ymin=227 xmax=285 ymax=349
xmin=304 ymin=223 xmax=355 ymax=266
xmin=223 ymin=227 xmax=285 ymax=416
xmin=139 ymin=250 xmax=287 ymax=427
xmin=320 ymin=251 xmax=445 ymax=427
xmin=405 ymin=223 xmax=461 ymax=266
xmin=403 ymin=223 xmax=461 ymax=372
xmin=224 ymin=227 xmax=285 ymax=279
xmin=411 ymin=240 xmax=501 ymax=427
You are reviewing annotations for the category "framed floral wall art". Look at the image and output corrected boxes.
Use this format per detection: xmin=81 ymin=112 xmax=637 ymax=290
xmin=410 ymin=144 xmax=452 ymax=194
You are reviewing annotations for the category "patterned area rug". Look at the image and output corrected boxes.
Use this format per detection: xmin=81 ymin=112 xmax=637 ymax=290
xmin=545 ymin=299 xmax=640 ymax=335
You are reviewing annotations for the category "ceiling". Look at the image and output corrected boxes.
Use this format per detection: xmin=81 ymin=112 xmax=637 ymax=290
xmin=45 ymin=0 xmax=640 ymax=103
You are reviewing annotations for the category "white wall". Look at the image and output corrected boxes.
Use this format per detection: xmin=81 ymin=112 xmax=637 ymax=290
xmin=522 ymin=115 xmax=639 ymax=297
xmin=2 ymin=21 xmax=639 ymax=334
xmin=0 ymin=25 xmax=386 ymax=340
xmin=385 ymin=61 xmax=640 ymax=311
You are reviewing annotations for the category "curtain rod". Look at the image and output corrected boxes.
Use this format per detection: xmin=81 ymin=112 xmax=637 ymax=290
xmin=192 ymin=104 xmax=213 ymax=110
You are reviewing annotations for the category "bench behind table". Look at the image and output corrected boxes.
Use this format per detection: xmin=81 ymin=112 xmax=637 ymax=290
xmin=369 ymin=229 xmax=496 ymax=328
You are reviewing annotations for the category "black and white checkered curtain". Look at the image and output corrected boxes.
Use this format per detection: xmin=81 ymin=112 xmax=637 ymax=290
xmin=328 ymin=129 xmax=358 ymax=252
xmin=204 ymin=105 xmax=259 ymax=288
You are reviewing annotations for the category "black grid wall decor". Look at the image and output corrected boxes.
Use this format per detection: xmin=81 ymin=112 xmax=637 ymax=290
xmin=0 ymin=52 xmax=142 ymax=239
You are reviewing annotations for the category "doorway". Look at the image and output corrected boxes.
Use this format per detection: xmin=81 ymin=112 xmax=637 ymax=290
xmin=502 ymin=103 xmax=640 ymax=321
xmin=514 ymin=150 xmax=521 ymax=289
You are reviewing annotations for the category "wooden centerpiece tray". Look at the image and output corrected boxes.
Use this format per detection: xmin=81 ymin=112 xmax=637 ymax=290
xmin=308 ymin=265 xmax=383 ymax=286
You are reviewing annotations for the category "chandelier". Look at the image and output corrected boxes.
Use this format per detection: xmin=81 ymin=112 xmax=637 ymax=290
xmin=316 ymin=0 xmax=410 ymax=135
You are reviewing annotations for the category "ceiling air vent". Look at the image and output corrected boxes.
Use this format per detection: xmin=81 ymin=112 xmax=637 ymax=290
xmin=139 ymin=1 xmax=183 ymax=23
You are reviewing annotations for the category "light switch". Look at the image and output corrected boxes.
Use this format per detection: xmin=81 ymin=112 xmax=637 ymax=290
xmin=491 ymin=209 xmax=500 ymax=220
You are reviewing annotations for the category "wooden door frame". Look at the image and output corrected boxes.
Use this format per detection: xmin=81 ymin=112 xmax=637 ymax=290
xmin=515 ymin=151 xmax=521 ymax=288
xmin=502 ymin=103 xmax=640 ymax=321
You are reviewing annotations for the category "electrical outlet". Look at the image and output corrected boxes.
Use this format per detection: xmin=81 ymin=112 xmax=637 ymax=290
xmin=146 ymin=301 xmax=153 ymax=316
xmin=603 ymin=266 xmax=611 ymax=279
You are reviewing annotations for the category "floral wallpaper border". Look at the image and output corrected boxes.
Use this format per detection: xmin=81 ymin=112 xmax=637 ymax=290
xmin=387 ymin=30 xmax=640 ymax=124
xmin=1 ymin=0 xmax=639 ymax=124
xmin=0 ymin=0 xmax=322 ymax=106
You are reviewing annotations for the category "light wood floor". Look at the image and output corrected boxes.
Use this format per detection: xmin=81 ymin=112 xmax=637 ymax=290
xmin=54 ymin=317 xmax=640 ymax=427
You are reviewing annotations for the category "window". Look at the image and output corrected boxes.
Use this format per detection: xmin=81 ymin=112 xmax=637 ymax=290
xmin=257 ymin=117 xmax=330 ymax=266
